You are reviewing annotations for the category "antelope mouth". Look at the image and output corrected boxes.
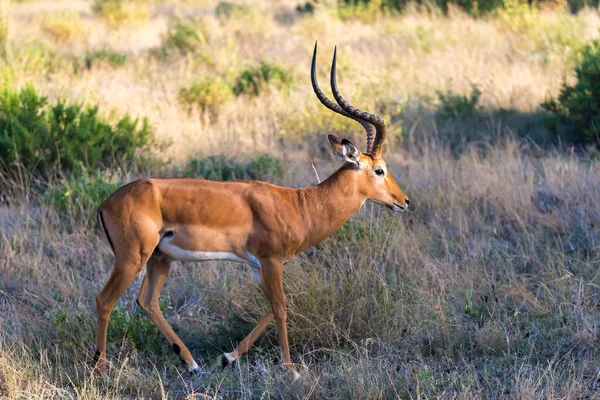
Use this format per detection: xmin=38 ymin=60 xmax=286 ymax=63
xmin=391 ymin=203 xmax=407 ymax=212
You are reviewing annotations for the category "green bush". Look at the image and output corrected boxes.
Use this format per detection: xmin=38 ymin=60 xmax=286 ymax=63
xmin=0 ymin=83 xmax=154 ymax=176
xmin=162 ymin=19 xmax=208 ymax=55
xmin=45 ymin=169 xmax=122 ymax=225
xmin=92 ymin=0 xmax=149 ymax=28
xmin=182 ymin=154 xmax=283 ymax=181
xmin=178 ymin=78 xmax=231 ymax=118
xmin=436 ymin=86 xmax=482 ymax=121
xmin=338 ymin=0 xmax=396 ymax=21
xmin=542 ymin=40 xmax=600 ymax=147
xmin=296 ymin=2 xmax=316 ymax=15
xmin=341 ymin=0 xmax=403 ymax=9
xmin=567 ymin=0 xmax=599 ymax=12
xmin=107 ymin=299 xmax=170 ymax=355
xmin=84 ymin=49 xmax=127 ymax=69
xmin=338 ymin=0 xmax=588 ymax=17
xmin=233 ymin=62 xmax=293 ymax=97
xmin=251 ymin=154 xmax=284 ymax=180
xmin=333 ymin=219 xmax=367 ymax=243
xmin=45 ymin=305 xmax=94 ymax=352
xmin=215 ymin=1 xmax=248 ymax=20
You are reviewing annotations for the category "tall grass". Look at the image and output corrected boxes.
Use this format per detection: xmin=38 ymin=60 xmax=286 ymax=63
xmin=1 ymin=141 xmax=598 ymax=398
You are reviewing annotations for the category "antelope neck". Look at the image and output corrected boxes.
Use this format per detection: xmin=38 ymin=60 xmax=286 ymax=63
xmin=296 ymin=164 xmax=366 ymax=251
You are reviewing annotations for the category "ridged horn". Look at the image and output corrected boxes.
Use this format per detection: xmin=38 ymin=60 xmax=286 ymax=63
xmin=330 ymin=46 xmax=387 ymax=159
xmin=311 ymin=42 xmax=377 ymax=154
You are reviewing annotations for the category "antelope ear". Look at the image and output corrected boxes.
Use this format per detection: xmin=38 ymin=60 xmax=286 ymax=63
xmin=328 ymin=134 xmax=360 ymax=166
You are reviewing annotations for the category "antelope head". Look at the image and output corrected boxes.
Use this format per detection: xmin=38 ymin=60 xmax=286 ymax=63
xmin=311 ymin=43 xmax=409 ymax=212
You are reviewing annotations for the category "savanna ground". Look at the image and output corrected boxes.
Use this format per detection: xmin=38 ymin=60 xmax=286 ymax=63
xmin=0 ymin=0 xmax=599 ymax=398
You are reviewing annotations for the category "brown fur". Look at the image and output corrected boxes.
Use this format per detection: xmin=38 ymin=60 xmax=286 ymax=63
xmin=94 ymin=136 xmax=408 ymax=376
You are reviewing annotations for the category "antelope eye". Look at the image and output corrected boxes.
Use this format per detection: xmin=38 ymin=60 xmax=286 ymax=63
xmin=375 ymin=169 xmax=385 ymax=176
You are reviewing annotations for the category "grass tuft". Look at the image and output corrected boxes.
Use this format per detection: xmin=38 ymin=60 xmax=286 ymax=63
xmin=40 ymin=12 xmax=87 ymax=43
xmin=178 ymin=78 xmax=231 ymax=118
xmin=93 ymin=0 xmax=150 ymax=28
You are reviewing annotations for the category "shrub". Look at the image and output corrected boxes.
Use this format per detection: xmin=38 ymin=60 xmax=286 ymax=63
xmin=107 ymin=299 xmax=170 ymax=355
xmin=84 ymin=49 xmax=127 ymax=69
xmin=339 ymin=0 xmax=585 ymax=17
xmin=0 ymin=83 xmax=154 ymax=176
xmin=338 ymin=0 xmax=393 ymax=21
xmin=337 ymin=0 xmax=479 ymax=18
xmin=436 ymin=86 xmax=482 ymax=121
xmin=40 ymin=12 xmax=86 ymax=43
xmin=233 ymin=62 xmax=293 ymax=97
xmin=181 ymin=154 xmax=283 ymax=181
xmin=542 ymin=40 xmax=600 ymax=147
xmin=42 ymin=290 xmax=170 ymax=358
xmin=45 ymin=305 xmax=94 ymax=352
xmin=251 ymin=154 xmax=284 ymax=180
xmin=178 ymin=78 xmax=231 ymax=118
xmin=296 ymin=2 xmax=316 ymax=15
xmin=567 ymin=0 xmax=599 ymax=12
xmin=45 ymin=169 xmax=122 ymax=225
xmin=333 ymin=219 xmax=367 ymax=243
xmin=162 ymin=19 xmax=208 ymax=55
xmin=215 ymin=1 xmax=248 ymax=20
xmin=92 ymin=0 xmax=149 ymax=28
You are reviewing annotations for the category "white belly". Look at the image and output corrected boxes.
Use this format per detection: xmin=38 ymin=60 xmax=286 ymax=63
xmin=157 ymin=234 xmax=263 ymax=283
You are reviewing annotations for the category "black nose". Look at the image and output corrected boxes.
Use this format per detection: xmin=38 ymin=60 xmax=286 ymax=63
xmin=405 ymin=198 xmax=410 ymax=205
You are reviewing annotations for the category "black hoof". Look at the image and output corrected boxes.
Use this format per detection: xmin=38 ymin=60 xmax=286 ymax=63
xmin=92 ymin=350 xmax=100 ymax=365
xmin=220 ymin=353 xmax=230 ymax=369
xmin=172 ymin=343 xmax=181 ymax=356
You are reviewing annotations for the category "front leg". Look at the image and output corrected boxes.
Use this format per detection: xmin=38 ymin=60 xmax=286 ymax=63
xmin=260 ymin=257 xmax=296 ymax=376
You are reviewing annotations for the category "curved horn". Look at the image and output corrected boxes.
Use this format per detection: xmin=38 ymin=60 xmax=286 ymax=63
xmin=311 ymin=42 xmax=376 ymax=153
xmin=330 ymin=46 xmax=387 ymax=159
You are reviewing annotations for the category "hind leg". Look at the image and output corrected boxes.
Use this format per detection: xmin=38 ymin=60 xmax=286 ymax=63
xmin=94 ymin=256 xmax=148 ymax=374
xmin=221 ymin=310 xmax=273 ymax=367
xmin=137 ymin=255 xmax=199 ymax=372
xmin=94 ymin=213 xmax=158 ymax=375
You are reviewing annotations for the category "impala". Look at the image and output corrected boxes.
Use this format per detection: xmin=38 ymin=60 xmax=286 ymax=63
xmin=94 ymin=43 xmax=409 ymax=376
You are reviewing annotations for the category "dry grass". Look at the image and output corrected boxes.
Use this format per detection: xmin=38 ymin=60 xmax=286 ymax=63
xmin=0 ymin=0 xmax=599 ymax=398
xmin=5 ymin=0 xmax=599 ymax=160
xmin=39 ymin=11 xmax=88 ymax=43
